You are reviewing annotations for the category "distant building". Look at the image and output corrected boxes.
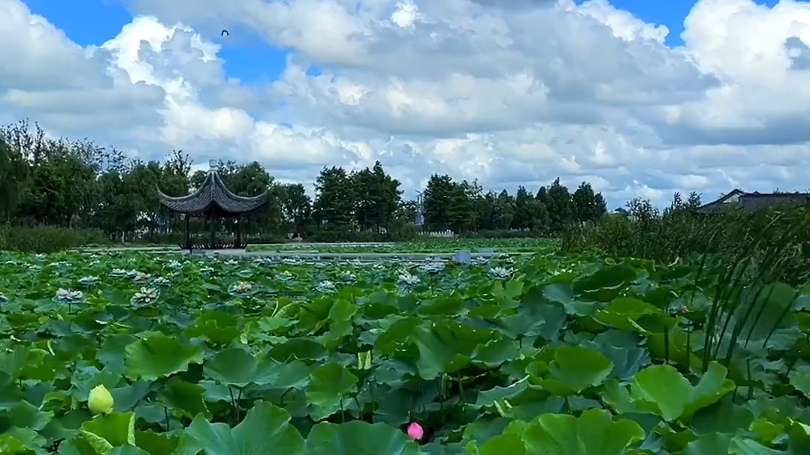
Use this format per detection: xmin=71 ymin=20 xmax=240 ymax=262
xmin=695 ymin=189 xmax=810 ymax=214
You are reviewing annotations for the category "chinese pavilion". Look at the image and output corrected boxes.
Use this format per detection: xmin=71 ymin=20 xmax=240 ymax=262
xmin=157 ymin=162 xmax=270 ymax=250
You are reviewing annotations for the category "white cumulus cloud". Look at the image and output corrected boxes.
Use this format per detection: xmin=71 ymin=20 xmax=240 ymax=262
xmin=2 ymin=0 xmax=810 ymax=207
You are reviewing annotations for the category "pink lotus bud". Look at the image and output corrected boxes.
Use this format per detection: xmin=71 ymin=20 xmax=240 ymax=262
xmin=407 ymin=422 xmax=424 ymax=440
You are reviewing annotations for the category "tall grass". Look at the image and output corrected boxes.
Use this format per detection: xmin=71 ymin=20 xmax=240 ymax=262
xmin=564 ymin=197 xmax=810 ymax=382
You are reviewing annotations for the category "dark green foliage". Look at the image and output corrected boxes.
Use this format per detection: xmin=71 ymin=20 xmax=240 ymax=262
xmin=1 ymin=118 xmax=611 ymax=250
xmin=423 ymin=176 xmax=607 ymax=235
xmin=0 ymin=225 xmax=108 ymax=253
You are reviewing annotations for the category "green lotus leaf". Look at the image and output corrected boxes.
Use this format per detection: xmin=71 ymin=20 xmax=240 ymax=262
xmin=529 ymin=345 xmax=614 ymax=395
xmin=490 ymin=408 xmax=645 ymax=455
xmin=302 ymin=421 xmax=425 ymax=455
xmin=629 ymin=362 xmax=735 ymax=421
xmin=123 ymin=334 xmax=204 ymax=381
xmin=179 ymin=401 xmax=303 ymax=455
xmin=306 ymin=362 xmax=358 ymax=421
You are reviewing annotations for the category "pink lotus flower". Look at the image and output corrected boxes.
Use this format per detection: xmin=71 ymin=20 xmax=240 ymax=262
xmin=407 ymin=422 xmax=424 ymax=440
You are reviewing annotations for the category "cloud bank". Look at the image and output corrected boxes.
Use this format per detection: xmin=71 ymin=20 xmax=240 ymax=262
xmin=2 ymin=0 xmax=809 ymax=207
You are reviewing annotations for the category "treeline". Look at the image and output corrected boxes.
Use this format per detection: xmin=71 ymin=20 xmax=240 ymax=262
xmin=420 ymin=175 xmax=607 ymax=235
xmin=0 ymin=119 xmax=611 ymax=249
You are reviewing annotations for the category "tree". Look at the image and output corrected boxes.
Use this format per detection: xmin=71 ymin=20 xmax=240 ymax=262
xmin=546 ymin=178 xmax=575 ymax=234
xmin=314 ymin=166 xmax=356 ymax=229
xmin=446 ymin=182 xmax=475 ymax=233
xmin=572 ymin=182 xmax=607 ymax=223
xmin=280 ymin=183 xmax=312 ymax=236
xmin=512 ymin=186 xmax=533 ymax=230
xmin=493 ymin=190 xmax=514 ymax=230
xmin=423 ymin=174 xmax=455 ymax=231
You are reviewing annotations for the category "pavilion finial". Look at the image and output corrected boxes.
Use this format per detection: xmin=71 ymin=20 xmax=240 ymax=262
xmin=208 ymin=159 xmax=219 ymax=172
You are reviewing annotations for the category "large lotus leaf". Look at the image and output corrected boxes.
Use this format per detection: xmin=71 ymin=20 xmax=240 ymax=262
xmin=6 ymin=400 xmax=54 ymax=431
xmin=471 ymin=338 xmax=521 ymax=368
xmin=529 ymin=345 xmax=613 ymax=395
xmin=135 ymin=430 xmax=180 ymax=455
xmin=496 ymin=313 xmax=544 ymax=341
xmin=109 ymin=447 xmax=151 ymax=455
xmin=183 ymin=317 xmax=240 ymax=345
xmin=159 ymin=379 xmax=211 ymax=420
xmin=302 ymin=421 xmax=424 ymax=455
xmin=584 ymin=340 xmax=650 ymax=382
xmin=573 ymin=263 xmax=639 ymax=302
xmin=79 ymin=411 xmax=137 ymax=455
xmin=0 ymin=428 xmax=44 ymax=455
xmin=267 ymin=339 xmax=329 ymax=362
xmin=178 ymin=401 xmax=303 ymax=455
xmin=411 ymin=324 xmax=485 ymax=379
xmin=593 ymin=297 xmax=665 ymax=333
xmin=728 ymin=436 xmax=789 ymax=454
xmin=0 ymin=434 xmax=28 ymax=454
xmin=498 ymin=408 xmax=644 ymax=455
xmin=0 ymin=346 xmax=29 ymax=380
xmin=646 ymin=328 xmax=705 ymax=373
xmin=123 ymin=334 xmax=204 ymax=381
xmin=203 ymin=348 xmax=282 ymax=387
xmin=305 ymin=362 xmax=358 ymax=421
xmin=629 ymin=362 xmax=734 ymax=421
xmin=691 ymin=401 xmax=755 ymax=435
xmin=468 ymin=433 xmax=525 ymax=455
xmin=678 ymin=433 xmax=733 ymax=455
xmin=787 ymin=419 xmax=810 ymax=453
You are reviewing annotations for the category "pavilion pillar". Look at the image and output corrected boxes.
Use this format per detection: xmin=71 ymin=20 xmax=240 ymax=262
xmin=208 ymin=213 xmax=211 ymax=248
xmin=236 ymin=215 xmax=242 ymax=248
xmin=185 ymin=214 xmax=191 ymax=251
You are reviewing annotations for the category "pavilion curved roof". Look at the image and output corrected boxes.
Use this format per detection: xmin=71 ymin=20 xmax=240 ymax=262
xmin=157 ymin=170 xmax=270 ymax=215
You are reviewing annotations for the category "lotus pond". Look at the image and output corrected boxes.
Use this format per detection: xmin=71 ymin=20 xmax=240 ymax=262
xmin=0 ymin=250 xmax=809 ymax=455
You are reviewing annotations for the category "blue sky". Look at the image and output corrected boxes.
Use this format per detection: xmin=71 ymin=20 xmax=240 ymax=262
xmin=22 ymin=0 xmax=787 ymax=85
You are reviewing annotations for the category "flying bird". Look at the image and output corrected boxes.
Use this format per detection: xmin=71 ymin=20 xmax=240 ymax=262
xmin=221 ymin=29 xmax=229 ymax=36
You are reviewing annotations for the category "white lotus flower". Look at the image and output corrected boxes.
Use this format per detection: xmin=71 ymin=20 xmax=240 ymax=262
xmin=55 ymin=288 xmax=84 ymax=302
xmin=132 ymin=287 xmax=159 ymax=305
xmin=132 ymin=272 xmax=151 ymax=282
xmin=472 ymin=256 xmax=489 ymax=265
xmin=166 ymin=260 xmax=183 ymax=269
xmin=316 ymin=280 xmax=337 ymax=293
xmin=420 ymin=261 xmax=445 ymax=274
xmin=276 ymin=271 xmax=295 ymax=281
xmin=109 ymin=268 xmax=127 ymax=277
xmin=398 ymin=272 xmax=420 ymax=286
xmin=488 ymin=266 xmax=514 ymax=280
xmin=230 ymin=281 xmax=253 ymax=294
xmin=78 ymin=276 xmax=100 ymax=286
xmin=340 ymin=271 xmax=357 ymax=283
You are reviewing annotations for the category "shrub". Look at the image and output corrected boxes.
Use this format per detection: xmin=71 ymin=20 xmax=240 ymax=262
xmin=0 ymin=225 xmax=109 ymax=253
